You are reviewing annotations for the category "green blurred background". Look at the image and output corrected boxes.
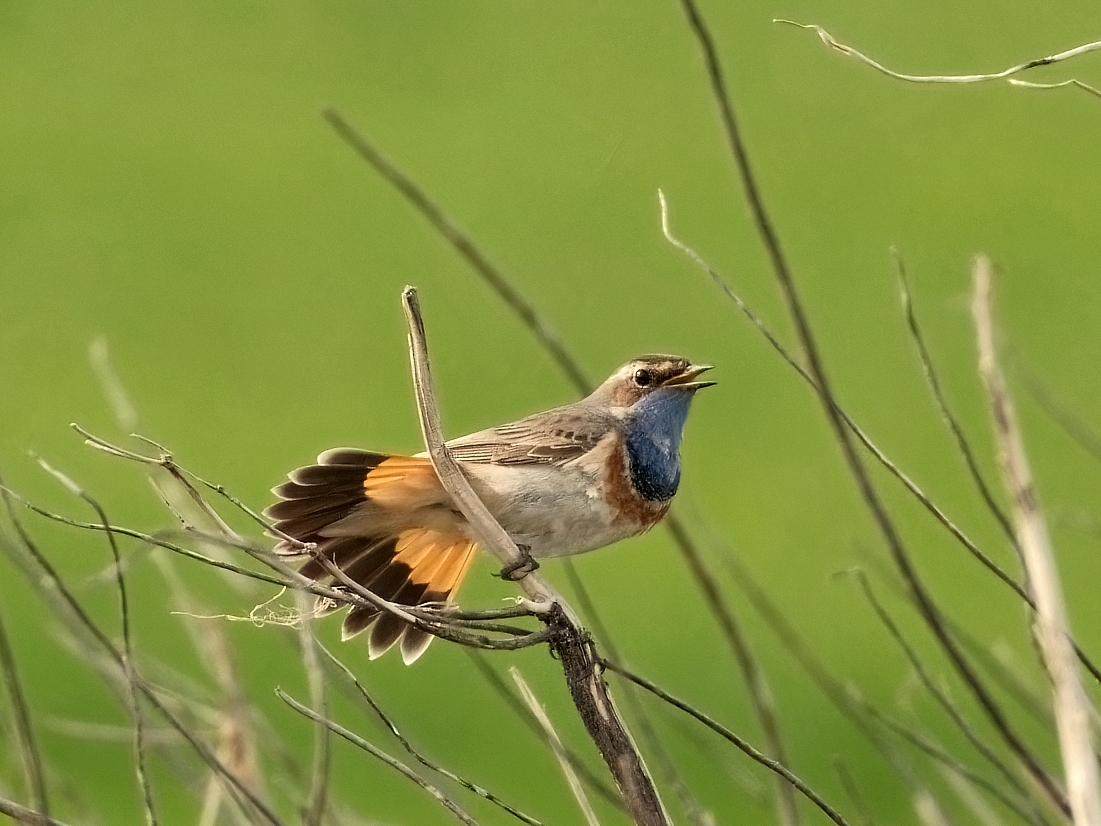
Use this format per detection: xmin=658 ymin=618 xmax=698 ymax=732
xmin=3 ymin=1 xmax=1101 ymax=823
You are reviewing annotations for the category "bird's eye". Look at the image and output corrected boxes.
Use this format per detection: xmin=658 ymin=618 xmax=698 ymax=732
xmin=633 ymin=369 xmax=652 ymax=387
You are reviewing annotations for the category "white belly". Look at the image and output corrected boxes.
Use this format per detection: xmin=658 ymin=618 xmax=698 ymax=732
xmin=463 ymin=460 xmax=634 ymax=558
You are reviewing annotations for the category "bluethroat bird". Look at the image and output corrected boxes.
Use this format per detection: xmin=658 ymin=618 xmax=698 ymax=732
xmin=266 ymin=355 xmax=713 ymax=664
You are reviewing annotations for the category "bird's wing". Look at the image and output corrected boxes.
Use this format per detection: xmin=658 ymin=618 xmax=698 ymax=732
xmin=446 ymin=404 xmax=617 ymax=466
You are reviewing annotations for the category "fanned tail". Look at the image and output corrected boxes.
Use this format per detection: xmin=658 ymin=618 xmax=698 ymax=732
xmin=264 ymin=448 xmax=476 ymax=664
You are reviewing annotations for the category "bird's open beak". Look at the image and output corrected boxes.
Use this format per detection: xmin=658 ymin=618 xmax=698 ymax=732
xmin=664 ymin=364 xmax=716 ymax=390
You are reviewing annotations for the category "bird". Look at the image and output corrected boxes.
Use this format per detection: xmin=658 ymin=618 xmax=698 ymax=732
xmin=265 ymin=354 xmax=713 ymax=664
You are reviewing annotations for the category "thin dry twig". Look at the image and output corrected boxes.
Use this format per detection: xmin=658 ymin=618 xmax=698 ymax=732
xmin=296 ymin=597 xmax=330 ymax=826
xmin=661 ymin=516 xmax=799 ymax=826
xmin=892 ymin=250 xmax=1017 ymax=547
xmin=854 ymin=548 xmax=1056 ymax=728
xmin=276 ymin=689 xmax=482 ymax=826
xmin=718 ymin=545 xmax=1016 ymax=822
xmin=462 ymin=650 xmax=626 ymax=812
xmin=0 ymin=795 xmax=73 ymax=826
xmin=401 ymin=286 xmax=671 ymax=826
xmin=7 ymin=446 xmax=549 ymax=657
xmin=866 ymin=705 xmax=1049 ymax=826
xmin=777 ymin=20 xmax=1101 ymax=86
xmin=0 ymin=481 xmax=287 ymax=826
xmin=659 ymin=195 xmax=1020 ymax=607
xmin=0 ymin=487 xmax=290 ymax=589
xmin=1007 ymin=78 xmax=1101 ymax=100
xmin=308 ymin=549 xmax=553 ymax=651
xmin=323 ymin=108 xmax=798 ymax=826
xmin=322 ymin=107 xmax=590 ymax=395
xmin=851 ymin=572 xmax=1055 ymax=826
xmin=0 ymin=525 xmax=244 ymax=821
xmin=319 ymin=643 xmax=544 ymax=826
xmin=150 ymin=551 xmax=268 ymax=826
xmin=563 ymin=563 xmax=715 ymax=826
xmin=675 ymin=1 xmax=1071 ymax=813
xmin=972 ymin=256 xmax=1101 ymax=826
xmin=0 ymin=605 xmax=49 ymax=818
xmin=602 ymin=660 xmax=851 ymax=826
xmin=852 ymin=571 xmax=1028 ymax=799
xmin=512 ymin=668 xmax=602 ymax=826
xmin=35 ymin=459 xmax=158 ymax=826
xmin=661 ymin=191 xmax=1101 ymax=680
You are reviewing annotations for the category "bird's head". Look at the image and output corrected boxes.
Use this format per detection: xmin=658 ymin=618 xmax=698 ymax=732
xmin=592 ymin=355 xmax=715 ymax=410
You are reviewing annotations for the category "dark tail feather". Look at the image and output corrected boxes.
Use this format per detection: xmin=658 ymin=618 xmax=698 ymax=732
xmin=265 ymin=448 xmax=389 ymax=551
xmin=267 ymin=449 xmax=475 ymax=664
xmin=341 ymin=529 xmax=477 ymax=663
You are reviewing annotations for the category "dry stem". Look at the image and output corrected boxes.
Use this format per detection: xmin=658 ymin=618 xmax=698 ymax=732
xmin=0 ymin=607 xmax=49 ymax=818
xmin=401 ymin=286 xmax=671 ymax=826
xmin=972 ymin=256 xmax=1101 ymax=826
xmin=676 ymin=0 xmax=1071 ymax=813
xmin=512 ymin=668 xmax=602 ymax=826
xmin=778 ymin=21 xmax=1101 ymax=86
xmin=325 ymin=107 xmax=799 ymax=826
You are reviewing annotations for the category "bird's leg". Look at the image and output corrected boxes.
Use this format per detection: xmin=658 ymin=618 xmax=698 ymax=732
xmin=497 ymin=544 xmax=540 ymax=581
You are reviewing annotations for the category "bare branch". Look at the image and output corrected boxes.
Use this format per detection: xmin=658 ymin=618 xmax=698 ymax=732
xmin=295 ymin=597 xmax=330 ymax=826
xmin=401 ymin=286 xmax=671 ymax=826
xmin=319 ymin=643 xmax=544 ymax=826
xmin=7 ymin=453 xmax=551 ymax=656
xmin=34 ymin=459 xmax=158 ymax=826
xmin=867 ymin=706 xmax=1051 ymax=826
xmin=855 ymin=549 xmax=1056 ymax=727
xmin=0 ymin=485 xmax=291 ymax=588
xmin=149 ymin=551 xmax=269 ymax=825
xmin=512 ymin=668 xmax=601 ymax=826
xmin=675 ymin=1 xmax=1071 ymax=813
xmin=892 ymin=250 xmax=1017 ymax=547
xmin=0 ymin=795 xmax=73 ymax=826
xmin=462 ymin=650 xmax=626 ymax=812
xmin=852 ymin=571 xmax=1029 ymax=800
xmin=660 ymin=516 xmax=799 ymax=826
xmin=0 ymin=607 xmax=49 ymax=817
xmin=852 ymin=572 xmax=1056 ymax=826
xmin=562 ymin=562 xmax=715 ymax=826
xmin=0 ymin=478 xmax=287 ymax=826
xmin=719 ymin=546 xmax=1000 ymax=819
xmin=602 ymin=660 xmax=851 ymax=826
xmin=324 ymin=113 xmax=799 ymax=824
xmin=276 ymin=688 xmax=482 ymax=826
xmin=972 ymin=256 xmax=1101 ymax=826
xmin=777 ymin=20 xmax=1101 ymax=85
xmin=322 ymin=107 xmax=591 ymax=395
xmin=1008 ymin=78 xmax=1101 ymax=100
xmin=659 ymin=192 xmax=1065 ymax=649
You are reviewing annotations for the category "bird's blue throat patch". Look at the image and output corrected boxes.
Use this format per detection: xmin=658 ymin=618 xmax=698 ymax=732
xmin=625 ymin=388 xmax=695 ymax=502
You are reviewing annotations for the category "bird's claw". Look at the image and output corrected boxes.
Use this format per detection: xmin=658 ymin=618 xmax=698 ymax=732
xmin=498 ymin=545 xmax=540 ymax=581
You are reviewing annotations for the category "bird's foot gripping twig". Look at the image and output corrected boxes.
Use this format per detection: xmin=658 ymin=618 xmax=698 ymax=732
xmin=497 ymin=545 xmax=540 ymax=581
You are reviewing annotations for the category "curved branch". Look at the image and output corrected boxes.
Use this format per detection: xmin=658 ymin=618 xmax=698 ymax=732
xmin=778 ymin=20 xmax=1101 ymax=85
xmin=401 ymin=286 xmax=671 ymax=826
